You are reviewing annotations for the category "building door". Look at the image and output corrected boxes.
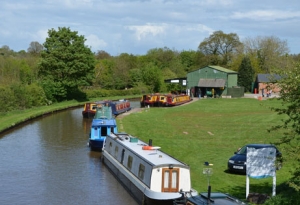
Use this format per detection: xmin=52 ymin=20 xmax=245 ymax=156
xmin=162 ymin=168 xmax=179 ymax=192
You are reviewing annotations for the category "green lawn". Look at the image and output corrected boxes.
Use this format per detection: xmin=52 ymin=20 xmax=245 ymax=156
xmin=117 ymin=97 xmax=291 ymax=200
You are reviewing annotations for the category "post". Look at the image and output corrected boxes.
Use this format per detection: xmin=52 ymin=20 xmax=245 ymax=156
xmin=246 ymin=176 xmax=249 ymax=199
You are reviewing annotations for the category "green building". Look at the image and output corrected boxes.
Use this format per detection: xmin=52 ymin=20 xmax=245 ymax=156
xmin=187 ymin=65 xmax=241 ymax=98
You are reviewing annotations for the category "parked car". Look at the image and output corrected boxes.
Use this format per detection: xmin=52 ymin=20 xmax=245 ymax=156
xmin=227 ymin=144 xmax=282 ymax=174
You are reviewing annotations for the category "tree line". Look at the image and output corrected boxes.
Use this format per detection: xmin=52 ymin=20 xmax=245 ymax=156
xmin=0 ymin=28 xmax=300 ymax=112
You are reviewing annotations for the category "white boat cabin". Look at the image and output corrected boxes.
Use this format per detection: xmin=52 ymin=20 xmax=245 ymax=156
xmin=103 ymin=132 xmax=196 ymax=201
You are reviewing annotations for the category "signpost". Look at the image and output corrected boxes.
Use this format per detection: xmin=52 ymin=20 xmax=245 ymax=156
xmin=203 ymin=162 xmax=213 ymax=204
xmin=246 ymin=147 xmax=276 ymax=198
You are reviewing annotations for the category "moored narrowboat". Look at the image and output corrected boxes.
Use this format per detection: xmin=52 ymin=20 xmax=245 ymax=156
xmin=102 ymin=133 xmax=198 ymax=205
xmin=140 ymin=94 xmax=160 ymax=107
xmin=140 ymin=93 xmax=192 ymax=107
xmin=88 ymin=105 xmax=118 ymax=151
xmin=82 ymin=102 xmax=98 ymax=118
xmin=107 ymin=99 xmax=131 ymax=116
xmin=165 ymin=93 xmax=192 ymax=106
xmin=82 ymin=100 xmax=131 ymax=118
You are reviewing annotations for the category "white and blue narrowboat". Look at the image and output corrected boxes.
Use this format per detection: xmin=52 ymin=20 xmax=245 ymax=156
xmin=102 ymin=132 xmax=198 ymax=205
xmin=88 ymin=105 xmax=118 ymax=151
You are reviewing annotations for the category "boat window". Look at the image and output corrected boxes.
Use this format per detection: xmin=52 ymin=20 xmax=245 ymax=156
xmin=121 ymin=149 xmax=125 ymax=164
xmin=127 ymin=156 xmax=133 ymax=170
xmin=138 ymin=164 xmax=145 ymax=180
xmin=109 ymin=142 xmax=112 ymax=153
xmin=114 ymin=146 xmax=119 ymax=158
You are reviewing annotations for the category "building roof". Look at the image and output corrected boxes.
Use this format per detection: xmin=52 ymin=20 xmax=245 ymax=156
xmin=256 ymin=74 xmax=282 ymax=83
xmin=198 ymin=78 xmax=226 ymax=87
xmin=208 ymin=65 xmax=238 ymax=73
xmin=188 ymin=65 xmax=237 ymax=74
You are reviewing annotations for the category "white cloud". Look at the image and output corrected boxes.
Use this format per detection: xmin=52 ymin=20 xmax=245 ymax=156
xmin=126 ymin=23 xmax=167 ymax=41
xmin=231 ymin=10 xmax=300 ymax=21
xmin=85 ymin=34 xmax=107 ymax=51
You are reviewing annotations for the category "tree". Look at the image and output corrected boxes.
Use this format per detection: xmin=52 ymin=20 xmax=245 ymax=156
xmin=27 ymin=41 xmax=43 ymax=55
xmin=270 ymin=62 xmax=300 ymax=192
xmin=237 ymin=56 xmax=255 ymax=92
xmin=141 ymin=63 xmax=163 ymax=92
xmin=95 ymin=50 xmax=111 ymax=60
xmin=243 ymin=36 xmax=290 ymax=73
xmin=198 ymin=31 xmax=242 ymax=66
xmin=38 ymin=27 xmax=95 ymax=101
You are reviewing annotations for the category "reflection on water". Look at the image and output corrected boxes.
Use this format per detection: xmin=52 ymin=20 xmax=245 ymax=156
xmin=0 ymin=107 xmax=138 ymax=205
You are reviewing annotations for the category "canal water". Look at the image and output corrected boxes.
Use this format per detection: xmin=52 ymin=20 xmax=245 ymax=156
xmin=0 ymin=103 xmax=140 ymax=205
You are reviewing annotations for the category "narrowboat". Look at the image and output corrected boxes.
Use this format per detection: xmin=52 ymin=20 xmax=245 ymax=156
xmin=88 ymin=105 xmax=118 ymax=151
xmin=173 ymin=192 xmax=248 ymax=205
xmin=164 ymin=93 xmax=192 ymax=106
xmin=141 ymin=93 xmax=192 ymax=107
xmin=102 ymin=132 xmax=198 ymax=205
xmin=140 ymin=94 xmax=160 ymax=107
xmin=107 ymin=99 xmax=131 ymax=116
xmin=82 ymin=102 xmax=99 ymax=118
xmin=82 ymin=100 xmax=131 ymax=118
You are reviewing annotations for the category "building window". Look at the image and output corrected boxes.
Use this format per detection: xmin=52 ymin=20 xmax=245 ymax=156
xmin=127 ymin=156 xmax=133 ymax=170
xmin=138 ymin=164 xmax=145 ymax=180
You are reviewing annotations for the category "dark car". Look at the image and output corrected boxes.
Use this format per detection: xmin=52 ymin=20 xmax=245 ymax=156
xmin=227 ymin=144 xmax=282 ymax=174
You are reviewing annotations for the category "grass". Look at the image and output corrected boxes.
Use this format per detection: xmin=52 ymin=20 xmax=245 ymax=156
xmin=117 ymin=97 xmax=292 ymax=200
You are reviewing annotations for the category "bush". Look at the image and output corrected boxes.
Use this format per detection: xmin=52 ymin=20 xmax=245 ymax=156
xmin=0 ymin=86 xmax=16 ymax=112
xmin=24 ymin=84 xmax=47 ymax=107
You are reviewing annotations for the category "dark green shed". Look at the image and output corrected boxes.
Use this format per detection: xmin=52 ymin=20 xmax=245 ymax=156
xmin=187 ymin=65 xmax=240 ymax=97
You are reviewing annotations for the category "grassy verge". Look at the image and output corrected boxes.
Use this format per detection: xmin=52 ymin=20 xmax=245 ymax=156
xmin=0 ymin=95 xmax=140 ymax=134
xmin=117 ymin=97 xmax=292 ymax=200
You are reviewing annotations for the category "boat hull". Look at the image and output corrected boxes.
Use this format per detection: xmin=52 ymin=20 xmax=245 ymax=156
xmin=103 ymin=153 xmax=182 ymax=205
xmin=89 ymin=139 xmax=105 ymax=151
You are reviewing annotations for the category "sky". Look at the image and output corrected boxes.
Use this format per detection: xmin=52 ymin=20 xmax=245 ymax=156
xmin=1 ymin=0 xmax=300 ymax=56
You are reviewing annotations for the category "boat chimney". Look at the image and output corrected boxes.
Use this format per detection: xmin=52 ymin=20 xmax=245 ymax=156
xmin=149 ymin=139 xmax=152 ymax=146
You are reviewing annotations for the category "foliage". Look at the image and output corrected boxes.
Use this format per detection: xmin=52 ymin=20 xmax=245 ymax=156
xmin=198 ymin=30 xmax=242 ymax=67
xmin=0 ymin=85 xmax=16 ymax=112
xmin=270 ymin=62 xmax=300 ymax=192
xmin=27 ymin=41 xmax=43 ymax=55
xmin=83 ymin=87 xmax=148 ymax=98
xmin=38 ymin=27 xmax=95 ymax=101
xmin=242 ymin=36 xmax=290 ymax=73
xmin=238 ymin=56 xmax=255 ymax=92
xmin=141 ymin=62 xmax=163 ymax=92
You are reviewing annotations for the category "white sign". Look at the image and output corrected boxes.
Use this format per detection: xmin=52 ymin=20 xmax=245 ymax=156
xmin=246 ymin=147 xmax=277 ymax=198
xmin=246 ymin=147 xmax=276 ymax=178
xmin=171 ymin=80 xmax=179 ymax=83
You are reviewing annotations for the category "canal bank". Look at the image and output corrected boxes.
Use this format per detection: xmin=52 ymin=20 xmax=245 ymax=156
xmin=0 ymin=96 xmax=141 ymax=135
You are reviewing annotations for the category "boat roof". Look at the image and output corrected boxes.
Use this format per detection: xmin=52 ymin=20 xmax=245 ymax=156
xmin=108 ymin=133 xmax=189 ymax=168
xmin=187 ymin=192 xmax=247 ymax=205
xmin=94 ymin=106 xmax=113 ymax=119
xmin=91 ymin=118 xmax=117 ymax=127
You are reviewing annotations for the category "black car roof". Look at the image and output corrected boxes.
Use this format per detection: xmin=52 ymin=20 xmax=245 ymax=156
xmin=246 ymin=144 xmax=275 ymax=148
